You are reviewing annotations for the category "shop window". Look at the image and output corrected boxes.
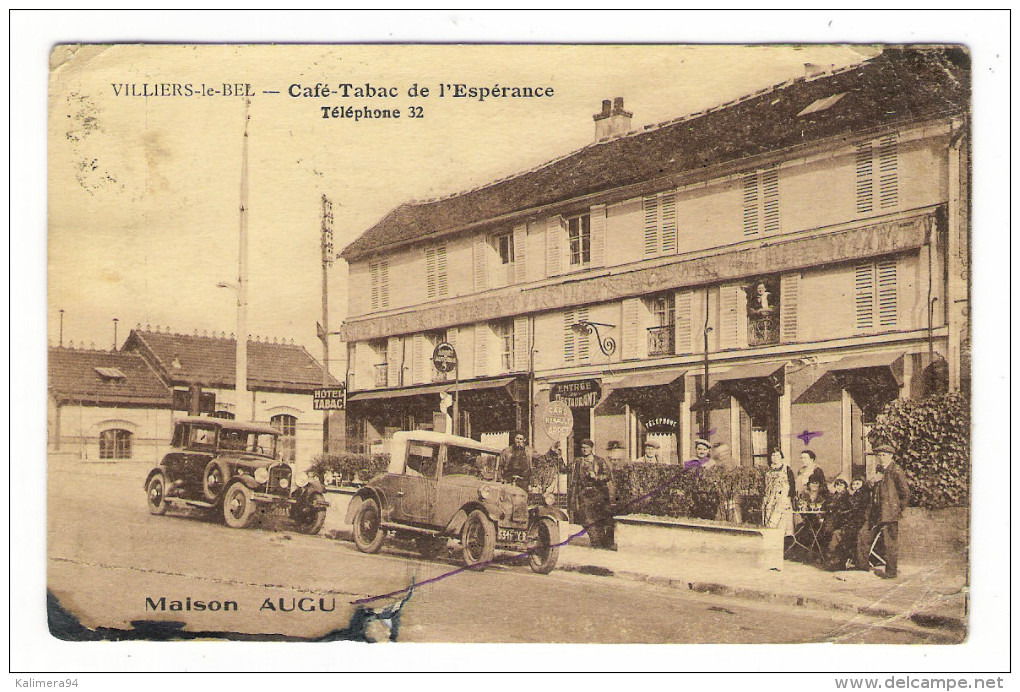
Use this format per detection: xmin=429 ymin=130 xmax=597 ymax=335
xmin=494 ymin=320 xmax=515 ymax=372
xmin=746 ymin=277 xmax=781 ymax=346
xmin=646 ymin=293 xmax=675 ymax=356
xmin=99 ymin=429 xmax=132 ymax=459
xmin=271 ymin=414 xmax=297 ymax=462
xmin=567 ymin=214 xmax=590 ymax=266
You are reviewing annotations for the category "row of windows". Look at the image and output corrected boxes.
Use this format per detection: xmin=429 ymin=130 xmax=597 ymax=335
xmin=97 ymin=415 xmax=299 ymax=462
xmin=361 ymin=135 xmax=901 ymax=315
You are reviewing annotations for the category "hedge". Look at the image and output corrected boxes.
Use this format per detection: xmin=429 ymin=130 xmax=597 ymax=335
xmin=610 ymin=462 xmax=765 ymax=523
xmin=308 ymin=453 xmax=389 ymax=486
xmin=868 ymin=390 xmax=970 ymax=509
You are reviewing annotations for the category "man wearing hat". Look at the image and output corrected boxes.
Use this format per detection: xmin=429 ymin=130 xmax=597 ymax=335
xmin=869 ymin=443 xmax=912 ymax=578
xmin=572 ymin=438 xmax=617 ymax=550
xmin=683 ymin=438 xmax=713 ymax=472
xmin=634 ymin=439 xmax=660 ymax=463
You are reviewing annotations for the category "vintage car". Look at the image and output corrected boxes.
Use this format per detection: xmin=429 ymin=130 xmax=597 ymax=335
xmin=346 ymin=431 xmax=567 ymax=574
xmin=144 ymin=416 xmax=329 ymax=534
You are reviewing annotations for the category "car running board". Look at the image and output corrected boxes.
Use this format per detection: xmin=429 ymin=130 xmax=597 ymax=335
xmin=380 ymin=522 xmax=445 ymax=537
xmin=167 ymin=498 xmax=215 ymax=509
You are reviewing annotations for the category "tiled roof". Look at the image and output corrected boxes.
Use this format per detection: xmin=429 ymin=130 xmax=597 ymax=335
xmin=48 ymin=347 xmax=172 ymax=406
xmin=123 ymin=329 xmax=336 ymax=392
xmin=340 ymin=47 xmax=968 ymax=261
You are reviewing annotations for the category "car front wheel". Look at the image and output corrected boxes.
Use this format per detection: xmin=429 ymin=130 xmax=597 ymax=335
xmin=461 ymin=510 xmax=495 ymax=568
xmin=352 ymin=498 xmax=386 ymax=553
xmin=222 ymin=482 xmax=257 ymax=529
xmin=146 ymin=473 xmax=169 ymax=516
xmin=292 ymin=492 xmax=327 ymax=535
xmin=527 ymin=517 xmax=560 ymax=575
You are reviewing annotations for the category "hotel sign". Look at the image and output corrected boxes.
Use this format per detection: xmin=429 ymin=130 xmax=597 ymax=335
xmin=313 ymin=385 xmax=346 ymax=411
xmin=550 ymin=379 xmax=602 ymax=408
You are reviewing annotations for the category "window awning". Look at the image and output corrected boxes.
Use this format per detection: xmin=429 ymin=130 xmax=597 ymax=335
xmin=346 ymin=376 xmax=519 ymax=404
xmin=595 ymin=370 xmax=686 ymax=414
xmin=827 ymin=352 xmax=905 ymax=386
xmin=826 ymin=352 xmax=905 ymax=402
xmin=712 ymin=361 xmax=787 ymax=405
xmin=714 ymin=361 xmax=786 ymax=385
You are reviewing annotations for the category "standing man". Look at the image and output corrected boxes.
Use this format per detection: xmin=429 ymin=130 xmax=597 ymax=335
xmin=872 ymin=443 xmax=912 ymax=579
xmin=684 ymin=437 xmax=713 ymax=471
xmin=634 ymin=439 xmax=660 ymax=463
xmin=500 ymin=431 xmax=533 ymax=492
xmin=573 ymin=438 xmax=617 ymax=550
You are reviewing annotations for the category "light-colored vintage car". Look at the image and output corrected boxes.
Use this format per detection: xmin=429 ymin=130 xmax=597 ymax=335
xmin=144 ymin=417 xmax=329 ymax=534
xmin=346 ymin=431 xmax=567 ymax=573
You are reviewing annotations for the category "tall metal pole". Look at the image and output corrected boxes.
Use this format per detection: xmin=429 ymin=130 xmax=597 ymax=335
xmin=702 ymin=300 xmax=713 ymax=438
xmin=112 ymin=318 xmax=119 ymax=351
xmin=237 ymin=98 xmax=252 ymax=421
xmin=320 ymin=194 xmax=334 ymax=452
xmin=59 ymin=309 xmax=64 ymax=347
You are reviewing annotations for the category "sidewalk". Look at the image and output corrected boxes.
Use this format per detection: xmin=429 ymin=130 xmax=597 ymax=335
xmin=556 ymin=523 xmax=968 ymax=634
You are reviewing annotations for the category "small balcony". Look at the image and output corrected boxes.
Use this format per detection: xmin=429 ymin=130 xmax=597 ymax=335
xmin=647 ymin=325 xmax=675 ymax=357
xmin=373 ymin=363 xmax=389 ymax=388
xmin=748 ymin=314 xmax=780 ymax=347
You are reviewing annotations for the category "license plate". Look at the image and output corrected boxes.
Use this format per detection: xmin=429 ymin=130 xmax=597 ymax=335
xmin=497 ymin=527 xmax=528 ymax=544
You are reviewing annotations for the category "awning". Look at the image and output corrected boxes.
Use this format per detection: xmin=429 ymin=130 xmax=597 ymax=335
xmin=346 ymin=377 xmax=518 ymax=404
xmin=712 ymin=361 xmax=786 ymax=414
xmin=827 ymin=352 xmax=905 ymax=404
xmin=827 ymin=352 xmax=905 ymax=386
xmin=595 ymin=370 xmax=686 ymax=414
xmin=714 ymin=361 xmax=786 ymax=384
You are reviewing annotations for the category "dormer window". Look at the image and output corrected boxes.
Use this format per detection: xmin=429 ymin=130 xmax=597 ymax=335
xmin=94 ymin=367 xmax=126 ymax=381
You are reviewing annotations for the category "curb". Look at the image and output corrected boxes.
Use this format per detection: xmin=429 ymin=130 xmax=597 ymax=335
xmin=557 ymin=561 xmax=967 ymax=632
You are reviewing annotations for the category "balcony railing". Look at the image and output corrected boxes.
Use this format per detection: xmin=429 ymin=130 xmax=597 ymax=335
xmin=373 ymin=363 xmax=389 ymax=388
xmin=748 ymin=314 xmax=780 ymax=346
xmin=647 ymin=325 xmax=675 ymax=357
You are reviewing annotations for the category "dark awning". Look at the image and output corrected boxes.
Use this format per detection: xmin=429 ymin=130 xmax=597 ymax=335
xmin=714 ymin=361 xmax=786 ymax=384
xmin=827 ymin=352 xmax=905 ymax=386
xmin=346 ymin=376 xmax=518 ymax=404
xmin=595 ymin=370 xmax=686 ymax=414
xmin=826 ymin=352 xmax=905 ymax=405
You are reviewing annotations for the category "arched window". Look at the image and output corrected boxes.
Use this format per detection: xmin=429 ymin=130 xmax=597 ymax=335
xmin=99 ymin=429 xmax=132 ymax=459
xmin=271 ymin=414 xmax=297 ymax=462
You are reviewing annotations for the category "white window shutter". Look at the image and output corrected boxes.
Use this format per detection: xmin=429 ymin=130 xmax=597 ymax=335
xmin=386 ymin=337 xmax=402 ymax=387
xmin=576 ymin=306 xmax=590 ymax=361
xmin=474 ymin=322 xmax=489 ymax=376
xmin=877 ymin=134 xmax=899 ymax=209
xmin=622 ymin=298 xmax=642 ymax=360
xmin=473 ymin=236 xmax=489 ymax=292
xmin=436 ymin=244 xmax=448 ymax=297
xmin=411 ymin=334 xmax=424 ymax=383
xmin=854 ymin=263 xmax=875 ymax=331
xmin=877 ymin=259 xmax=898 ymax=327
xmin=718 ymin=284 xmax=744 ymax=349
xmin=742 ymin=173 xmax=760 ymax=236
xmin=590 ymin=205 xmax=607 ymax=267
xmin=347 ymin=343 xmax=357 ymax=390
xmin=513 ymin=316 xmax=529 ymax=371
xmin=369 ymin=262 xmax=380 ymax=310
xmin=661 ymin=191 xmax=678 ymax=252
xmin=855 ymin=142 xmax=874 ymax=214
xmin=779 ymin=273 xmax=800 ymax=343
xmin=674 ymin=289 xmax=694 ymax=355
xmin=562 ymin=311 xmax=575 ymax=363
xmin=513 ymin=224 xmax=527 ymax=284
xmin=762 ymin=166 xmax=780 ymax=234
xmin=379 ymin=260 xmax=389 ymax=308
xmin=643 ymin=195 xmax=659 ymax=254
xmin=546 ymin=215 xmax=563 ymax=276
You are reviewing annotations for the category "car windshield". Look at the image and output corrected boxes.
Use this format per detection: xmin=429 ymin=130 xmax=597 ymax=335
xmin=443 ymin=445 xmax=498 ymax=480
xmin=246 ymin=432 xmax=277 ymax=457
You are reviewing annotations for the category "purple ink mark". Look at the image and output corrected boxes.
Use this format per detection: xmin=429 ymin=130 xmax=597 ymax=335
xmin=796 ymin=429 xmax=824 ymax=446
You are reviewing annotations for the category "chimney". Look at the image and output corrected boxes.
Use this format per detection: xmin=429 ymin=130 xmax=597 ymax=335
xmin=593 ymin=96 xmax=633 ymax=141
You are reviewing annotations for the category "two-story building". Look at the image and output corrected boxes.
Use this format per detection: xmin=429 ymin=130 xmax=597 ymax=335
xmin=337 ymin=47 xmax=969 ymax=482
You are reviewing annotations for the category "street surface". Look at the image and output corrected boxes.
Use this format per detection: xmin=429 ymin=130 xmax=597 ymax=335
xmin=47 ymin=461 xmax=954 ymax=643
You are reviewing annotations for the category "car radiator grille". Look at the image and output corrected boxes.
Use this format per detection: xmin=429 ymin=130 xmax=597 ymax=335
xmin=268 ymin=467 xmax=290 ymax=495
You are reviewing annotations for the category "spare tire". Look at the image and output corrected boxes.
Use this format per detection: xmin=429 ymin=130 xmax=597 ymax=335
xmin=203 ymin=459 xmax=230 ymax=502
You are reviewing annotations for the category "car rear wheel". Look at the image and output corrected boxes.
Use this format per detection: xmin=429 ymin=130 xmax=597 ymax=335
xmin=293 ymin=492 xmax=327 ymax=535
xmin=222 ymin=482 xmax=256 ymax=529
xmin=528 ymin=517 xmax=560 ymax=575
xmin=146 ymin=472 xmax=169 ymax=516
xmin=203 ymin=460 xmax=230 ymax=502
xmin=461 ymin=510 xmax=495 ymax=568
xmin=353 ymin=498 xmax=386 ymax=553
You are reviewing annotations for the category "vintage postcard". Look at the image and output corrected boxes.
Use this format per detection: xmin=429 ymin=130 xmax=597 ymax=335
xmin=45 ymin=42 xmax=973 ymax=649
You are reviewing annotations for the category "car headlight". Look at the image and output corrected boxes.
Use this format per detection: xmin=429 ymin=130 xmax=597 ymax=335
xmin=279 ymin=476 xmax=290 ymax=489
xmin=543 ymin=492 xmax=555 ymax=507
xmin=294 ymin=471 xmax=309 ymax=488
xmin=254 ymin=467 xmax=269 ymax=484
xmin=478 ymin=485 xmax=492 ymax=501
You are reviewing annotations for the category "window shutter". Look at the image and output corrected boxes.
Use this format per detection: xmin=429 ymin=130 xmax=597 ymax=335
xmin=474 ymin=322 xmax=488 ymax=376
xmin=877 ymin=259 xmax=898 ymax=327
xmin=877 ymin=134 xmax=898 ymax=209
xmin=411 ymin=334 xmax=424 ymax=383
xmin=674 ymin=289 xmax=694 ymax=355
xmin=512 ymin=224 xmax=527 ymax=284
xmin=576 ymin=306 xmax=590 ymax=361
xmin=855 ymin=142 xmax=875 ymax=214
xmin=347 ymin=343 xmax=357 ymax=390
xmin=742 ymin=172 xmax=760 ymax=236
xmin=643 ymin=195 xmax=659 ymax=254
xmin=590 ymin=205 xmax=607 ymax=267
xmin=473 ymin=235 xmax=488 ymax=292
xmin=854 ymin=263 xmax=875 ymax=331
xmin=661 ymin=191 xmax=678 ymax=252
xmin=546 ymin=215 xmax=563 ymax=276
xmin=779 ymin=273 xmax=800 ymax=342
xmin=379 ymin=260 xmax=389 ymax=308
xmin=718 ymin=284 xmax=743 ymax=349
xmin=436 ymin=244 xmax=448 ymax=297
xmin=425 ymin=245 xmax=447 ymax=299
xmin=370 ymin=262 xmax=380 ymax=310
xmin=563 ymin=311 xmax=575 ymax=363
xmin=425 ymin=248 xmax=437 ymax=298
xmin=762 ymin=166 xmax=780 ymax=234
xmin=387 ymin=337 xmax=402 ymax=387
xmin=513 ymin=316 xmax=529 ymax=371
xmin=622 ymin=298 xmax=641 ymax=360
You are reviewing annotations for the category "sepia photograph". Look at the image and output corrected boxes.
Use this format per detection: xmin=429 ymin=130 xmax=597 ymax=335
xmin=12 ymin=9 xmax=1010 ymax=678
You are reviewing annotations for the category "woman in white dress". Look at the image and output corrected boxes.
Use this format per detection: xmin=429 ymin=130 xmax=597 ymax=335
xmin=763 ymin=448 xmax=796 ymax=536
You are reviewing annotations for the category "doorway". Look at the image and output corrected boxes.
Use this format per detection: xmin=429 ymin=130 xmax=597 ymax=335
xmin=570 ymin=406 xmax=592 ymax=462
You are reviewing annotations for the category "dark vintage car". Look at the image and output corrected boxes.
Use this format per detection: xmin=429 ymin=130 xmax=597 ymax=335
xmin=346 ymin=431 xmax=567 ymax=574
xmin=144 ymin=417 xmax=329 ymax=534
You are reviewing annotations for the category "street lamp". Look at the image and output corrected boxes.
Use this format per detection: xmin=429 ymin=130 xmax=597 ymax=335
xmin=571 ymin=319 xmax=617 ymax=357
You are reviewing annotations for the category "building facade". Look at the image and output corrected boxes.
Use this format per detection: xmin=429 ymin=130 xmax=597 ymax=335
xmin=49 ymin=328 xmax=336 ymax=469
xmin=337 ymin=48 xmax=969 ymax=482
